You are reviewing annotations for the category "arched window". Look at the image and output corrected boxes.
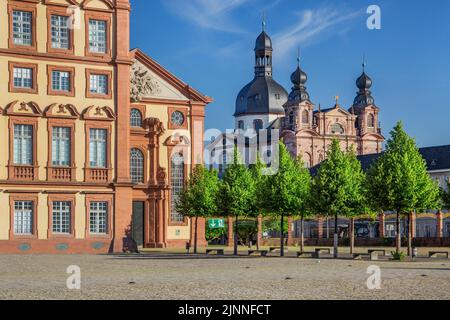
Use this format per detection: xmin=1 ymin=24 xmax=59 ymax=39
xmin=367 ymin=114 xmax=375 ymax=128
xmin=170 ymin=153 xmax=185 ymax=223
xmin=302 ymin=110 xmax=309 ymax=124
xmin=331 ymin=123 xmax=345 ymax=135
xmin=130 ymin=148 xmax=144 ymax=183
xmin=253 ymin=119 xmax=263 ymax=131
xmin=238 ymin=121 xmax=244 ymax=130
xmin=130 ymin=108 xmax=142 ymax=127
xmin=304 ymin=153 xmax=312 ymax=168
xmin=289 ymin=111 xmax=295 ymax=125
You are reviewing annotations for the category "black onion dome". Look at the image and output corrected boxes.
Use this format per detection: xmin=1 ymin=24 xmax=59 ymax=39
xmin=353 ymin=71 xmax=375 ymax=108
xmin=255 ymin=31 xmax=273 ymax=51
xmin=356 ymin=72 xmax=372 ymax=90
xmin=235 ymin=77 xmax=288 ymax=116
xmin=288 ymin=64 xmax=310 ymax=102
xmin=291 ymin=66 xmax=307 ymax=86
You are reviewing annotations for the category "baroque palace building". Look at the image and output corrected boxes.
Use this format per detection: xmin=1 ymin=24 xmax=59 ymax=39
xmin=0 ymin=0 xmax=211 ymax=253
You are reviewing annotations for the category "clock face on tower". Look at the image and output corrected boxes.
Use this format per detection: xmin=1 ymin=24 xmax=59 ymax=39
xmin=171 ymin=111 xmax=185 ymax=126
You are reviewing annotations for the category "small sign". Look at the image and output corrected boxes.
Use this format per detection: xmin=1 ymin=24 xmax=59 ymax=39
xmin=208 ymin=219 xmax=225 ymax=229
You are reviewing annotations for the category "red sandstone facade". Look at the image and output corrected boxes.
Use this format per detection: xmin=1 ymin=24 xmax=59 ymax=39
xmin=0 ymin=0 xmax=211 ymax=254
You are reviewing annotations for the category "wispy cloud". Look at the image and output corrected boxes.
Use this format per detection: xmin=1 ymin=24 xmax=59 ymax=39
xmin=273 ymin=7 xmax=362 ymax=59
xmin=163 ymin=0 xmax=252 ymax=33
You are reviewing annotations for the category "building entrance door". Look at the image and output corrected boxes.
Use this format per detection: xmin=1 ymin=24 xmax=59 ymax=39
xmin=132 ymin=202 xmax=145 ymax=247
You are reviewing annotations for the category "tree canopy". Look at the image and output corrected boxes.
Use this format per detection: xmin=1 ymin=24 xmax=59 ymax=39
xmin=367 ymin=122 xmax=440 ymax=215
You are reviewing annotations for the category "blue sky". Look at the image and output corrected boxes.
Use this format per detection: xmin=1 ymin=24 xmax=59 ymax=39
xmin=130 ymin=0 xmax=450 ymax=148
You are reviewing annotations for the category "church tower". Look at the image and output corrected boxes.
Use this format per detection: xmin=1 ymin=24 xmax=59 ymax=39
xmin=234 ymin=21 xmax=288 ymax=132
xmin=350 ymin=61 xmax=384 ymax=154
xmin=283 ymin=55 xmax=315 ymax=132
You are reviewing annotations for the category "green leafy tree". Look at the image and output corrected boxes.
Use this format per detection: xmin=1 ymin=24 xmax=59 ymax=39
xmin=367 ymin=122 xmax=441 ymax=255
xmin=217 ymin=147 xmax=255 ymax=255
xmin=310 ymin=139 xmax=367 ymax=258
xmin=249 ymin=154 xmax=270 ymax=250
xmin=176 ymin=165 xmax=219 ymax=254
xmin=442 ymin=181 xmax=450 ymax=210
xmin=344 ymin=147 xmax=371 ymax=254
xmin=291 ymin=156 xmax=312 ymax=253
xmin=265 ymin=143 xmax=310 ymax=256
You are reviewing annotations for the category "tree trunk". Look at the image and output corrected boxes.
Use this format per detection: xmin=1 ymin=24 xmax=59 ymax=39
xmin=396 ymin=211 xmax=401 ymax=254
xmin=333 ymin=213 xmax=338 ymax=258
xmin=234 ymin=215 xmax=239 ymax=256
xmin=256 ymin=214 xmax=262 ymax=251
xmin=300 ymin=216 xmax=305 ymax=253
xmin=280 ymin=213 xmax=285 ymax=257
xmin=407 ymin=212 xmax=412 ymax=257
xmin=350 ymin=217 xmax=355 ymax=255
xmin=194 ymin=216 xmax=198 ymax=254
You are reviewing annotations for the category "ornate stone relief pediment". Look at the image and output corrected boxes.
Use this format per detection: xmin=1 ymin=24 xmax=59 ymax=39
xmin=82 ymin=105 xmax=116 ymax=121
xmin=44 ymin=103 xmax=80 ymax=119
xmin=130 ymin=62 xmax=161 ymax=102
xmin=5 ymin=101 xmax=43 ymax=117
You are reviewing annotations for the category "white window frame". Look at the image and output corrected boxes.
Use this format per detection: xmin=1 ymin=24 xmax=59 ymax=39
xmin=88 ymin=19 xmax=107 ymax=53
xmin=89 ymin=128 xmax=107 ymax=168
xmin=89 ymin=74 xmax=108 ymax=95
xmin=13 ymin=67 xmax=33 ymax=89
xmin=13 ymin=124 xmax=33 ymax=165
xmin=12 ymin=10 xmax=32 ymax=46
xmin=89 ymin=202 xmax=108 ymax=234
xmin=51 ymin=70 xmax=70 ymax=92
xmin=52 ymin=201 xmax=71 ymax=234
xmin=51 ymin=15 xmax=70 ymax=49
xmin=14 ymin=201 xmax=33 ymax=235
xmin=130 ymin=148 xmax=144 ymax=184
xmin=52 ymin=127 xmax=71 ymax=166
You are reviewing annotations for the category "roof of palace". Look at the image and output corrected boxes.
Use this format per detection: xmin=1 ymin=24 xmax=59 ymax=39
xmin=310 ymin=144 xmax=450 ymax=175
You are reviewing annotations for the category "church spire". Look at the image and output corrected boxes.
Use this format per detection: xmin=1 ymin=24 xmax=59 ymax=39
xmin=288 ymin=52 xmax=310 ymax=102
xmin=254 ymin=18 xmax=273 ymax=77
xmin=353 ymin=56 xmax=375 ymax=108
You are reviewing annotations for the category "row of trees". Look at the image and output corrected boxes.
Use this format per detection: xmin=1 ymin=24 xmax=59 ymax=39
xmin=177 ymin=122 xmax=446 ymax=257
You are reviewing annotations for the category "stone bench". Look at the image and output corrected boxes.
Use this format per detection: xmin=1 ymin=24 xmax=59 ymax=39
xmin=297 ymin=252 xmax=314 ymax=258
xmin=368 ymin=249 xmax=387 ymax=260
xmin=313 ymin=248 xmax=332 ymax=258
xmin=206 ymin=249 xmax=224 ymax=255
xmin=428 ymin=251 xmax=449 ymax=259
xmin=248 ymin=250 xmax=268 ymax=257
xmin=269 ymin=247 xmax=288 ymax=253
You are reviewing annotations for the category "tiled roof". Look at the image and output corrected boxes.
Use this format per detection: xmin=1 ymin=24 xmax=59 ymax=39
xmin=310 ymin=144 xmax=450 ymax=175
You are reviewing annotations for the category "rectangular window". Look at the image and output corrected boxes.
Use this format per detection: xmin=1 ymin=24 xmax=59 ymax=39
xmin=13 ymin=67 xmax=33 ymax=89
xmin=14 ymin=201 xmax=33 ymax=235
xmin=12 ymin=10 xmax=32 ymax=46
xmin=51 ymin=15 xmax=70 ymax=49
xmin=89 ymin=128 xmax=107 ymax=168
xmin=89 ymin=19 xmax=106 ymax=53
xmin=14 ymin=124 xmax=33 ymax=165
xmin=52 ymin=127 xmax=71 ymax=166
xmin=89 ymin=74 xmax=108 ymax=95
xmin=52 ymin=201 xmax=71 ymax=234
xmin=51 ymin=71 xmax=70 ymax=92
xmin=90 ymin=202 xmax=107 ymax=234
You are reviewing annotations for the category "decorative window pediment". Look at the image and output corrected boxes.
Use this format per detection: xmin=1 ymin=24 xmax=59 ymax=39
xmin=44 ymin=103 xmax=80 ymax=119
xmin=81 ymin=0 xmax=114 ymax=10
xmin=5 ymin=101 xmax=42 ymax=117
xmin=82 ymin=105 xmax=115 ymax=121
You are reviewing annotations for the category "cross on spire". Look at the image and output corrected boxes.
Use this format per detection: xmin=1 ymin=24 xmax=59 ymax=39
xmin=262 ymin=12 xmax=266 ymax=31
xmin=362 ymin=53 xmax=367 ymax=72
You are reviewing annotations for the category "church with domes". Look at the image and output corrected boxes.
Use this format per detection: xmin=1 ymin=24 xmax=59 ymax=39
xmin=232 ymin=24 xmax=385 ymax=168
